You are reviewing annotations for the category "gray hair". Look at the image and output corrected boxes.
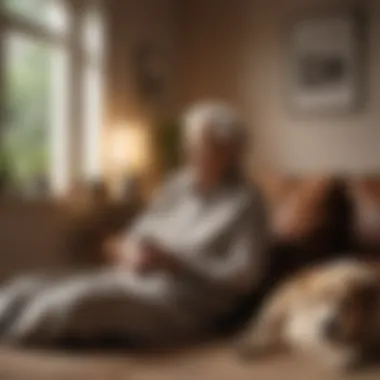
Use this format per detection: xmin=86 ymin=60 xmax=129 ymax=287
xmin=182 ymin=101 xmax=247 ymax=150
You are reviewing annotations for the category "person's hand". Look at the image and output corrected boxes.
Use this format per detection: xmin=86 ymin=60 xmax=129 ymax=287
xmin=130 ymin=240 xmax=160 ymax=274
xmin=103 ymin=235 xmax=181 ymax=274
xmin=103 ymin=235 xmax=151 ymax=272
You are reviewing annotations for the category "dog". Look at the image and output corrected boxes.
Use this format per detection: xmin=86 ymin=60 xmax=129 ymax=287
xmin=235 ymin=258 xmax=380 ymax=371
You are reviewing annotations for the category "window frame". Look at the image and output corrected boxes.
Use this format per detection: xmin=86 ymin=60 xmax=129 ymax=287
xmin=0 ymin=0 xmax=105 ymax=198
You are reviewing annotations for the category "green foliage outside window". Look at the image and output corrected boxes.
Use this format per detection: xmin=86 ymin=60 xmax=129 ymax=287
xmin=0 ymin=0 xmax=64 ymax=191
xmin=2 ymin=36 xmax=51 ymax=189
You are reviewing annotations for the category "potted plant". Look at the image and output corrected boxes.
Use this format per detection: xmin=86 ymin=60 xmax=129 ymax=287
xmin=156 ymin=120 xmax=181 ymax=174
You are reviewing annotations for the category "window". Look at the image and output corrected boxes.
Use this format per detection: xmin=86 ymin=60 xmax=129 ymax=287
xmin=1 ymin=0 xmax=68 ymax=34
xmin=82 ymin=4 xmax=105 ymax=181
xmin=4 ymin=32 xmax=69 ymax=194
xmin=0 ymin=0 xmax=105 ymax=197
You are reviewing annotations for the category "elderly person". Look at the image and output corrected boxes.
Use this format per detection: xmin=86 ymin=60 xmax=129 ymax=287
xmin=0 ymin=102 xmax=269 ymax=347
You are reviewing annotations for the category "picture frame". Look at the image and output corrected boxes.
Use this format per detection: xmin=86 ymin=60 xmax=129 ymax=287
xmin=288 ymin=11 xmax=365 ymax=114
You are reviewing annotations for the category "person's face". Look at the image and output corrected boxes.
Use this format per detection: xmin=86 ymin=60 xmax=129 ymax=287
xmin=187 ymin=127 xmax=233 ymax=185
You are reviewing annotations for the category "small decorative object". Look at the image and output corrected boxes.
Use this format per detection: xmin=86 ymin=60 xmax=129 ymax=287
xmin=289 ymin=11 xmax=364 ymax=114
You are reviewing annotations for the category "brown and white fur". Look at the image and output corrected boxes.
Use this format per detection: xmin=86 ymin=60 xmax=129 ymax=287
xmin=236 ymin=259 xmax=380 ymax=371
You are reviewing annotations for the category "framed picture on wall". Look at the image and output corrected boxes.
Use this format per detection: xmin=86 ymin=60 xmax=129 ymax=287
xmin=288 ymin=12 xmax=365 ymax=114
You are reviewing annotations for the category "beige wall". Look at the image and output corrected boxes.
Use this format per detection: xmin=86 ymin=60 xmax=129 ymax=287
xmin=178 ymin=0 xmax=380 ymax=175
xmin=105 ymin=0 xmax=179 ymax=124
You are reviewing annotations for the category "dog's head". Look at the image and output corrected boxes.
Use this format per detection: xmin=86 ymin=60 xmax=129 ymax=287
xmin=293 ymin=260 xmax=380 ymax=347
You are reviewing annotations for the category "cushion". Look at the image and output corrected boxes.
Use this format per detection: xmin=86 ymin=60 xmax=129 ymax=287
xmin=348 ymin=178 xmax=380 ymax=249
xmin=255 ymin=172 xmax=346 ymax=276
xmin=265 ymin=176 xmax=336 ymax=244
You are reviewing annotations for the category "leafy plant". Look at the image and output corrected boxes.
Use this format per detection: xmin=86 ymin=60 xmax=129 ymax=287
xmin=156 ymin=120 xmax=181 ymax=172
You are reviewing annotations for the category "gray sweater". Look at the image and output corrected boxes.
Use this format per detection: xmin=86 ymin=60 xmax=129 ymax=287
xmin=127 ymin=170 xmax=269 ymax=314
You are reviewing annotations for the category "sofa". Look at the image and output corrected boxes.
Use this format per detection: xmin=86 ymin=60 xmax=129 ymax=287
xmin=54 ymin=174 xmax=380 ymax=330
xmin=1 ymin=174 xmax=380 ymax=379
xmin=62 ymin=174 xmax=380 ymax=272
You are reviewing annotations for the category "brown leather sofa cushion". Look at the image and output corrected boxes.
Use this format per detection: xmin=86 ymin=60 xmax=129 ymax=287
xmin=264 ymin=176 xmax=336 ymax=244
xmin=255 ymin=173 xmax=345 ymax=277
xmin=349 ymin=178 xmax=380 ymax=248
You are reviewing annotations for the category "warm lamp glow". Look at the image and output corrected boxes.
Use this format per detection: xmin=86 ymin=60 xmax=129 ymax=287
xmin=106 ymin=122 xmax=150 ymax=176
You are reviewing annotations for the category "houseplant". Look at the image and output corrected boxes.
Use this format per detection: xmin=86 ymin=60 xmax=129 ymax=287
xmin=156 ymin=119 xmax=181 ymax=174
